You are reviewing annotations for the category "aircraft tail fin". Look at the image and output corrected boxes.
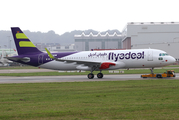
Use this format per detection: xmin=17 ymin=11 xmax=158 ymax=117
xmin=11 ymin=27 xmax=42 ymax=55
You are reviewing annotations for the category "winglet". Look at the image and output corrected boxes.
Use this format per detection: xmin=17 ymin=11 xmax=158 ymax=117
xmin=45 ymin=48 xmax=55 ymax=59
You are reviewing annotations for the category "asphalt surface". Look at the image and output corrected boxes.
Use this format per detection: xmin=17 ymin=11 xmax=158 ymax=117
xmin=0 ymin=73 xmax=178 ymax=84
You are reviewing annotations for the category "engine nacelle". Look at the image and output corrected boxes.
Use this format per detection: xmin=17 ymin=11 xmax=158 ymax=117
xmin=99 ymin=62 xmax=116 ymax=69
xmin=99 ymin=62 xmax=125 ymax=70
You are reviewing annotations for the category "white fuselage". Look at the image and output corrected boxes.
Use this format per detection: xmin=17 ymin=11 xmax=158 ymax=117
xmin=39 ymin=49 xmax=176 ymax=71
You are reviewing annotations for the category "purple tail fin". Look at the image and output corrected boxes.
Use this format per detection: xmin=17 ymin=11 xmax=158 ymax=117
xmin=11 ymin=27 xmax=42 ymax=55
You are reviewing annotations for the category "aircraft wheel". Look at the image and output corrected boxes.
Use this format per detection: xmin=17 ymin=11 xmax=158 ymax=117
xmin=97 ymin=73 xmax=103 ymax=79
xmin=88 ymin=73 xmax=94 ymax=79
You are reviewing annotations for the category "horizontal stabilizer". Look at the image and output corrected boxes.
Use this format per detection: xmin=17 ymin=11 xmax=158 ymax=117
xmin=5 ymin=57 xmax=30 ymax=62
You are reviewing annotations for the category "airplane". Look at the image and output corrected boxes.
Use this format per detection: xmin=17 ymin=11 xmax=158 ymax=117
xmin=0 ymin=49 xmax=16 ymax=56
xmin=0 ymin=50 xmax=13 ymax=66
xmin=6 ymin=27 xmax=176 ymax=79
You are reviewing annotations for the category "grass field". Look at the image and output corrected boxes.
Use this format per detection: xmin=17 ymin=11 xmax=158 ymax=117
xmin=0 ymin=68 xmax=178 ymax=76
xmin=0 ymin=80 xmax=179 ymax=120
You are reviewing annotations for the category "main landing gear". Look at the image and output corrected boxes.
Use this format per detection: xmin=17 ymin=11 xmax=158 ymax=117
xmin=88 ymin=72 xmax=103 ymax=79
xmin=97 ymin=73 xmax=103 ymax=78
xmin=88 ymin=73 xmax=94 ymax=79
xmin=87 ymin=66 xmax=103 ymax=79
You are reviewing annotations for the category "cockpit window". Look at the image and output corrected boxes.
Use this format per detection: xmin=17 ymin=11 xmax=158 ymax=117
xmin=159 ymin=53 xmax=169 ymax=56
xmin=158 ymin=57 xmax=163 ymax=60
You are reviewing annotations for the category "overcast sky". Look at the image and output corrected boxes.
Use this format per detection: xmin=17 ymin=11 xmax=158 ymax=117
xmin=0 ymin=0 xmax=178 ymax=35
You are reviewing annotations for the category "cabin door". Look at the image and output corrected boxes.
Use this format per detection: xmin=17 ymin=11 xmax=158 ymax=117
xmin=147 ymin=50 xmax=153 ymax=61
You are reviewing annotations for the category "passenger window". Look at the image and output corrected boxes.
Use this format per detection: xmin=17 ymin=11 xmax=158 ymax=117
xmin=158 ymin=57 xmax=163 ymax=60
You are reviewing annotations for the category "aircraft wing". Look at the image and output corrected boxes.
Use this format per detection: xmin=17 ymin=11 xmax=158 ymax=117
xmin=45 ymin=48 xmax=101 ymax=66
xmin=45 ymin=48 xmax=120 ymax=70
xmin=54 ymin=58 xmax=101 ymax=66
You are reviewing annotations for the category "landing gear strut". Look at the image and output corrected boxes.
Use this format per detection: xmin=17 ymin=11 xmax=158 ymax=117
xmin=150 ymin=67 xmax=154 ymax=74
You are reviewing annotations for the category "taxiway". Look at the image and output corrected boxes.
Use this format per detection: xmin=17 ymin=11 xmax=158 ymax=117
xmin=0 ymin=73 xmax=178 ymax=84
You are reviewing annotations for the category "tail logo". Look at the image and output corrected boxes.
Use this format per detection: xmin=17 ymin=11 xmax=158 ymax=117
xmin=16 ymin=32 xmax=28 ymax=39
xmin=15 ymin=31 xmax=36 ymax=48
xmin=19 ymin=41 xmax=36 ymax=47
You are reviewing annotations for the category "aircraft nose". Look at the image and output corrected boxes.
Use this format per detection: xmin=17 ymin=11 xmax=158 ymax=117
xmin=169 ymin=56 xmax=176 ymax=64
